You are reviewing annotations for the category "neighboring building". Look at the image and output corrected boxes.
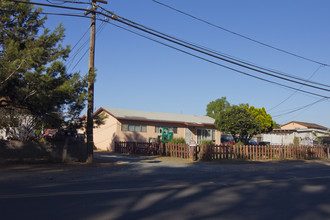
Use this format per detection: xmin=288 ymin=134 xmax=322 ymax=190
xmin=0 ymin=115 xmax=35 ymax=141
xmin=281 ymin=121 xmax=329 ymax=131
xmin=257 ymin=121 xmax=330 ymax=145
xmin=89 ymin=107 xmax=220 ymax=151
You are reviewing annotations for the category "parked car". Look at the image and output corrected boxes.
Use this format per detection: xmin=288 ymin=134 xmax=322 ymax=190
xmin=221 ymin=134 xmax=235 ymax=145
xmin=248 ymin=139 xmax=259 ymax=145
xmin=40 ymin=129 xmax=58 ymax=138
xmin=259 ymin=141 xmax=270 ymax=146
xmin=240 ymin=138 xmax=259 ymax=145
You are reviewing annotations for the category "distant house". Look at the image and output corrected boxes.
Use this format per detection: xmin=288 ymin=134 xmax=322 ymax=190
xmin=281 ymin=121 xmax=329 ymax=131
xmin=0 ymin=115 xmax=35 ymax=141
xmin=258 ymin=121 xmax=329 ymax=146
xmin=88 ymin=107 xmax=220 ymax=151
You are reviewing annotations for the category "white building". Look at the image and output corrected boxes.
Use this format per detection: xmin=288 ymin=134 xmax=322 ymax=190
xmin=258 ymin=121 xmax=330 ymax=145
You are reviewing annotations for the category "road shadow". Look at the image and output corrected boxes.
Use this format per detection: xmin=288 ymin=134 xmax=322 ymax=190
xmin=1 ymin=152 xmax=330 ymax=220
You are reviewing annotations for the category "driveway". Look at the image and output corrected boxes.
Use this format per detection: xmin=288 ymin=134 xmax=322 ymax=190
xmin=1 ymin=152 xmax=330 ymax=220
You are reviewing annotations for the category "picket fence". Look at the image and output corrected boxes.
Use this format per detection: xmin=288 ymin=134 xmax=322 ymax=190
xmin=200 ymin=144 xmax=329 ymax=161
xmin=114 ymin=142 xmax=330 ymax=161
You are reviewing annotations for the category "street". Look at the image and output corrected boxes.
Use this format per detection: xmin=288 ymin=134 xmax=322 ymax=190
xmin=1 ymin=152 xmax=330 ymax=220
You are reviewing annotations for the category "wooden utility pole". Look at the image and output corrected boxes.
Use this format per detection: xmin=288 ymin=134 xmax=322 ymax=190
xmin=86 ymin=0 xmax=107 ymax=163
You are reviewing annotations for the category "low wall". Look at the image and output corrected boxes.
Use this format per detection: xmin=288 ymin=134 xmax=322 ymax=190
xmin=0 ymin=138 xmax=87 ymax=164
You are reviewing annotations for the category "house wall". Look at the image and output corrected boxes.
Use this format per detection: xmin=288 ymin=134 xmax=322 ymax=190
xmin=281 ymin=122 xmax=307 ymax=130
xmin=0 ymin=129 xmax=7 ymax=140
xmin=295 ymin=130 xmax=329 ymax=146
xmin=260 ymin=129 xmax=330 ymax=146
xmin=261 ymin=132 xmax=295 ymax=145
xmin=93 ymin=114 xmax=120 ymax=151
xmin=92 ymin=111 xmax=220 ymax=151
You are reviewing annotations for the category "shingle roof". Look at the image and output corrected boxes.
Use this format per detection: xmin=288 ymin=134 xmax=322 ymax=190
xmin=282 ymin=121 xmax=328 ymax=131
xmin=100 ymin=108 xmax=215 ymax=125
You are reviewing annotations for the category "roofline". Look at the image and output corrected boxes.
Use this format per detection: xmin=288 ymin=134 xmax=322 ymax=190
xmin=270 ymin=129 xmax=297 ymax=133
xmin=94 ymin=107 xmax=215 ymax=127
xmin=281 ymin=121 xmax=328 ymax=130
xmin=117 ymin=117 xmax=215 ymax=127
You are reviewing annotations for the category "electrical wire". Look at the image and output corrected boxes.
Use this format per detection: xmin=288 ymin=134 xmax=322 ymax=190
xmin=69 ymin=21 xmax=106 ymax=72
xmin=98 ymin=5 xmax=330 ymax=89
xmin=101 ymin=18 xmax=330 ymax=99
xmin=14 ymin=1 xmax=330 ymax=92
xmin=269 ymin=65 xmax=324 ymax=111
xmin=9 ymin=1 xmax=330 ymax=97
xmin=110 ymin=15 xmax=330 ymax=93
xmin=109 ymin=11 xmax=330 ymax=89
xmin=151 ymin=0 xmax=330 ymax=67
xmin=47 ymin=0 xmax=90 ymax=4
xmin=272 ymin=98 xmax=327 ymax=118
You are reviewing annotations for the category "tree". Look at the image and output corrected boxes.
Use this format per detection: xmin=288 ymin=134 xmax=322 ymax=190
xmin=244 ymin=105 xmax=274 ymax=134
xmin=0 ymin=1 xmax=87 ymax=140
xmin=206 ymin=97 xmax=231 ymax=119
xmin=215 ymin=105 xmax=259 ymax=142
xmin=207 ymin=98 xmax=275 ymax=143
xmin=273 ymin=122 xmax=281 ymax=129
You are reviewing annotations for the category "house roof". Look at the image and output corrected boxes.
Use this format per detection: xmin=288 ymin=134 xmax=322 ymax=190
xmin=281 ymin=121 xmax=328 ymax=131
xmin=96 ymin=107 xmax=215 ymax=126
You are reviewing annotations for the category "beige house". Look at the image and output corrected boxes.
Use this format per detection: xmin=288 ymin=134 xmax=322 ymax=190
xmin=90 ymin=107 xmax=220 ymax=151
xmin=258 ymin=121 xmax=329 ymax=146
xmin=281 ymin=121 xmax=329 ymax=131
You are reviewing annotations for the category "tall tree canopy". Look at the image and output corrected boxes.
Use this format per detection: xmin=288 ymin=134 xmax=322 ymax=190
xmin=244 ymin=105 xmax=274 ymax=134
xmin=206 ymin=97 xmax=231 ymax=119
xmin=0 ymin=0 xmax=87 ymax=139
xmin=207 ymin=98 xmax=275 ymax=143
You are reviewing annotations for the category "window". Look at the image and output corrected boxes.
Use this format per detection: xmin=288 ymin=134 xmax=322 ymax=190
xmin=197 ymin=129 xmax=215 ymax=144
xmin=155 ymin=126 xmax=177 ymax=134
xmin=122 ymin=124 xmax=147 ymax=132
xmin=122 ymin=124 xmax=128 ymax=131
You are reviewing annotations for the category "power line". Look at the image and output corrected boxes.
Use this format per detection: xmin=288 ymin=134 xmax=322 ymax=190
xmin=272 ymin=98 xmax=327 ymax=118
xmin=101 ymin=18 xmax=330 ymax=99
xmin=12 ymin=1 xmax=330 ymax=97
xmin=13 ymin=0 xmax=92 ymax=13
xmin=108 ymin=10 xmax=330 ymax=89
xmin=46 ymin=0 xmax=91 ymax=5
xmin=109 ymin=15 xmax=330 ymax=93
xmin=269 ymin=65 xmax=324 ymax=111
xmin=151 ymin=0 xmax=330 ymax=67
xmin=15 ymin=1 xmax=330 ymax=92
xmin=69 ymin=21 xmax=106 ymax=72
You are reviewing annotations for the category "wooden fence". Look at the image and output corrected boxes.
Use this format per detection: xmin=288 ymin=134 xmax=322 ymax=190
xmin=165 ymin=143 xmax=194 ymax=159
xmin=114 ymin=142 xmax=160 ymax=155
xmin=203 ymin=145 xmax=329 ymax=161
xmin=114 ymin=142 xmax=330 ymax=161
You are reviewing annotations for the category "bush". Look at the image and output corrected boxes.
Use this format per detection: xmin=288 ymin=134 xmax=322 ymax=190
xmin=168 ymin=137 xmax=186 ymax=144
xmin=235 ymin=141 xmax=245 ymax=146
xmin=200 ymin=140 xmax=215 ymax=145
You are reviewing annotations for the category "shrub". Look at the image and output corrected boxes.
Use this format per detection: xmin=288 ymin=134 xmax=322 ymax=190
xmin=235 ymin=141 xmax=245 ymax=146
xmin=200 ymin=140 xmax=215 ymax=145
xmin=169 ymin=137 xmax=186 ymax=144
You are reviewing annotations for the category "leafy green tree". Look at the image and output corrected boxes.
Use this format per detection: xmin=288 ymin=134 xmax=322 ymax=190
xmin=215 ymin=105 xmax=259 ymax=142
xmin=244 ymin=105 xmax=274 ymax=134
xmin=0 ymin=0 xmax=87 ymax=140
xmin=206 ymin=97 xmax=231 ymax=119
xmin=207 ymin=98 xmax=275 ymax=144
xmin=273 ymin=121 xmax=281 ymax=129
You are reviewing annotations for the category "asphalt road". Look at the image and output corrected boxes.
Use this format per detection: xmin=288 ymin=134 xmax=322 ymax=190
xmin=1 ymin=152 xmax=330 ymax=220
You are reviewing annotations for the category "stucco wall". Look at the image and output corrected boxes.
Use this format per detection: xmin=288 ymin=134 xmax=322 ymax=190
xmin=262 ymin=132 xmax=295 ymax=145
xmin=281 ymin=122 xmax=307 ymax=130
xmin=93 ymin=111 xmax=219 ymax=151
xmin=261 ymin=129 xmax=329 ymax=146
xmin=93 ymin=114 xmax=119 ymax=151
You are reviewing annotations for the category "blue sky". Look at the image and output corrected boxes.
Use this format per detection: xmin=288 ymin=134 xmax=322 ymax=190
xmin=36 ymin=0 xmax=330 ymax=128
